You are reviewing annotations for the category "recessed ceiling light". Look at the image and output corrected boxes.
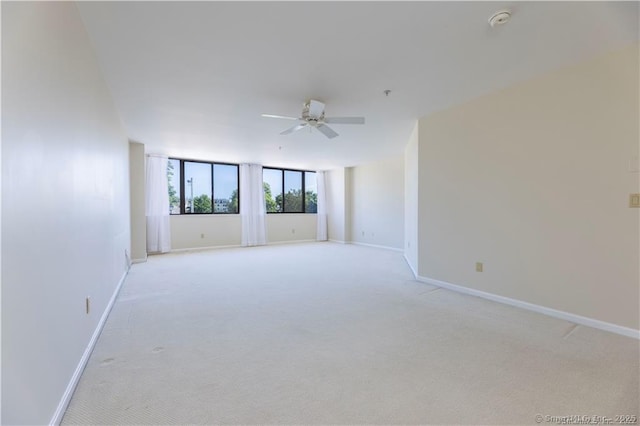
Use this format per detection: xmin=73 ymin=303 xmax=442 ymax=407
xmin=488 ymin=10 xmax=511 ymax=27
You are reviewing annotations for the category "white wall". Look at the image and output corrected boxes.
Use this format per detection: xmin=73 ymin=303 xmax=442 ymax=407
xmin=348 ymin=157 xmax=404 ymax=250
xmin=417 ymin=45 xmax=639 ymax=330
xmin=404 ymin=124 xmax=419 ymax=273
xmin=129 ymin=142 xmax=147 ymax=262
xmin=170 ymin=214 xmax=316 ymax=250
xmin=2 ymin=2 xmax=130 ymax=424
xmin=345 ymin=167 xmax=353 ymax=245
xmin=325 ymin=168 xmax=347 ymax=242
xmin=170 ymin=215 xmax=242 ymax=250
xmin=266 ymin=214 xmax=317 ymax=243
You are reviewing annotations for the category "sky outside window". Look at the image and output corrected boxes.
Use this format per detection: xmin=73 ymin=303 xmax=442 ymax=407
xmin=305 ymin=171 xmax=317 ymax=213
xmin=263 ymin=169 xmax=282 ymax=212
xmin=213 ymin=164 xmax=238 ymax=213
xmin=284 ymin=170 xmax=303 ymax=212
xmin=184 ymin=161 xmax=212 ymax=213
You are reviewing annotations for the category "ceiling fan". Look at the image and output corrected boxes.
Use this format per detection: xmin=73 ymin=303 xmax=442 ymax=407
xmin=262 ymin=99 xmax=365 ymax=139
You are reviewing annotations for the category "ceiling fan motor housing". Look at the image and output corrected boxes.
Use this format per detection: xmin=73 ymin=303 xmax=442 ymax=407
xmin=302 ymin=105 xmax=323 ymax=125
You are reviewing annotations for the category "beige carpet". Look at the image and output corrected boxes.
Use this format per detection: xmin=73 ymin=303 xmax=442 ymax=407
xmin=62 ymin=242 xmax=639 ymax=425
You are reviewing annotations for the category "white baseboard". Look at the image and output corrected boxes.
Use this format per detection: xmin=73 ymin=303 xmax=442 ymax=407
xmin=328 ymin=239 xmax=347 ymax=244
xmin=417 ymin=275 xmax=640 ymax=340
xmin=267 ymin=239 xmax=316 ymax=246
xmin=349 ymin=241 xmax=403 ymax=253
xmin=403 ymin=254 xmax=418 ymax=278
xmin=50 ymin=271 xmax=128 ymax=425
xmin=170 ymin=239 xmax=322 ymax=253
xmin=170 ymin=244 xmax=243 ymax=253
xmin=131 ymin=253 xmax=149 ymax=265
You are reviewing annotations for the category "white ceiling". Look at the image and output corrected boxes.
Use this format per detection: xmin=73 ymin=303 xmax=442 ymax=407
xmin=76 ymin=1 xmax=638 ymax=170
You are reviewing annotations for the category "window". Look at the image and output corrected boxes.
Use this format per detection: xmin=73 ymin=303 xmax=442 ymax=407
xmin=184 ymin=161 xmax=212 ymax=214
xmin=305 ymin=171 xmax=317 ymax=213
xmin=263 ymin=168 xmax=283 ymax=213
xmin=167 ymin=159 xmax=181 ymax=214
xmin=213 ymin=164 xmax=239 ymax=214
xmin=284 ymin=170 xmax=303 ymax=212
xmin=167 ymin=158 xmax=239 ymax=215
xmin=263 ymin=168 xmax=316 ymax=213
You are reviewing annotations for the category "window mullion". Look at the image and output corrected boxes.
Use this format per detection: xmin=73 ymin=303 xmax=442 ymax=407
xmin=211 ymin=163 xmax=215 ymax=214
xmin=180 ymin=160 xmax=185 ymax=214
xmin=237 ymin=165 xmax=241 ymax=214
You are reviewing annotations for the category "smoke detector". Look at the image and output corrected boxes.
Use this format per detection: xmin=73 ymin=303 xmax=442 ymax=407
xmin=488 ymin=10 xmax=511 ymax=27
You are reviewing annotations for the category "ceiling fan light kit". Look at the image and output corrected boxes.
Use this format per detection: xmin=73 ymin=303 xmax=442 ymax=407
xmin=262 ymin=99 xmax=365 ymax=139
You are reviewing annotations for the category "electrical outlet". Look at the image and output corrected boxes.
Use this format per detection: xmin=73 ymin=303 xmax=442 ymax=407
xmin=630 ymin=193 xmax=640 ymax=208
xmin=476 ymin=262 xmax=483 ymax=272
xmin=361 ymin=231 xmax=365 ymax=236
xmin=86 ymin=297 xmax=91 ymax=314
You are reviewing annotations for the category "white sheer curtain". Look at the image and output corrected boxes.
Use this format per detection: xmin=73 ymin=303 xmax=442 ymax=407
xmin=240 ymin=163 xmax=267 ymax=247
xmin=316 ymin=170 xmax=328 ymax=241
xmin=145 ymin=154 xmax=171 ymax=253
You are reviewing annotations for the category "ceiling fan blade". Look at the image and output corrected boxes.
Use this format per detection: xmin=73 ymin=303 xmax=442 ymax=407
xmin=262 ymin=114 xmax=301 ymax=120
xmin=324 ymin=117 xmax=365 ymax=125
xmin=280 ymin=123 xmax=308 ymax=135
xmin=307 ymin=99 xmax=325 ymax=119
xmin=316 ymin=124 xmax=339 ymax=139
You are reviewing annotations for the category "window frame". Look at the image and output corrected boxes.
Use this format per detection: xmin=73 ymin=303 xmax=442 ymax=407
xmin=263 ymin=166 xmax=316 ymax=214
xmin=169 ymin=157 xmax=240 ymax=215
